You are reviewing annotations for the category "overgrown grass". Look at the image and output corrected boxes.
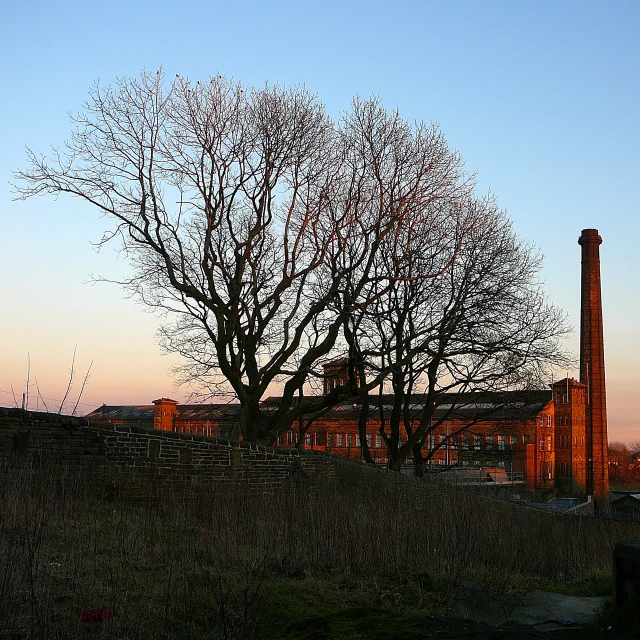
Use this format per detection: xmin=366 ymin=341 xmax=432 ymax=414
xmin=1 ymin=463 xmax=638 ymax=638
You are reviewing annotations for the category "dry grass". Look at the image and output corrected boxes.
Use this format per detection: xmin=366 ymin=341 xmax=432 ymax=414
xmin=0 ymin=462 xmax=638 ymax=638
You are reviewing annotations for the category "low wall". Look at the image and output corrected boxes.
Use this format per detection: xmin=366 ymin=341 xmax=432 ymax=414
xmin=0 ymin=406 xmax=368 ymax=498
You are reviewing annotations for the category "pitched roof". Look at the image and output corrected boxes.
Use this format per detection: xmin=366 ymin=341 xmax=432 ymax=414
xmin=85 ymin=405 xmax=154 ymax=421
xmin=85 ymin=403 xmax=240 ymax=422
xmin=87 ymin=389 xmax=552 ymax=424
xmin=262 ymin=390 xmax=552 ymax=421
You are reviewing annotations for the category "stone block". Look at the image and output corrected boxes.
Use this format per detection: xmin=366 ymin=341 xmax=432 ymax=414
xmin=614 ymin=540 xmax=640 ymax=608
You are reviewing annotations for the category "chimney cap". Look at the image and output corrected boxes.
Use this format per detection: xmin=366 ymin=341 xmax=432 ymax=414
xmin=152 ymin=398 xmax=179 ymax=405
xmin=578 ymin=228 xmax=602 ymax=245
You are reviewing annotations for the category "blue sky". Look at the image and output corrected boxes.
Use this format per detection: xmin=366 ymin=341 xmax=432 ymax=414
xmin=1 ymin=1 xmax=639 ymax=441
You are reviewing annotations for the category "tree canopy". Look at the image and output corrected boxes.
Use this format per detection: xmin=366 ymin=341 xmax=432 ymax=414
xmin=15 ymin=70 xmax=570 ymax=452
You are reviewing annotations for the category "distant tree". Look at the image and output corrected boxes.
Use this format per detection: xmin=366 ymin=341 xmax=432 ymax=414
xmin=608 ymin=441 xmax=637 ymax=485
xmin=15 ymin=71 xmax=472 ymax=444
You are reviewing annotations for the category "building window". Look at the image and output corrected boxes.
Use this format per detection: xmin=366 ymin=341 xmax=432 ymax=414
xmin=355 ymin=434 xmax=360 ymax=446
xmin=315 ymin=432 xmax=324 ymax=447
xmin=429 ymin=434 xmax=435 ymax=450
xmin=498 ymin=435 xmax=505 ymax=450
xmin=336 ymin=433 xmax=343 ymax=447
xmin=540 ymin=436 xmax=545 ymax=452
xmin=305 ymin=434 xmax=312 ymax=447
xmin=463 ymin=434 xmax=469 ymax=449
xmin=474 ymin=436 xmax=481 ymax=450
xmin=366 ymin=434 xmax=372 ymax=447
xmin=375 ymin=435 xmax=382 ymax=448
xmin=547 ymin=435 xmax=552 ymax=451
xmin=326 ymin=433 xmax=332 ymax=447
xmin=346 ymin=434 xmax=353 ymax=447
xmin=486 ymin=436 xmax=493 ymax=450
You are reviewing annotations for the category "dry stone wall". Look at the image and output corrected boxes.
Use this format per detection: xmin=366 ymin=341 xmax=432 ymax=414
xmin=0 ymin=406 xmax=367 ymax=499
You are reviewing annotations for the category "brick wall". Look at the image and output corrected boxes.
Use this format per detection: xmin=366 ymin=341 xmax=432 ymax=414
xmin=0 ymin=407 xmax=369 ymax=499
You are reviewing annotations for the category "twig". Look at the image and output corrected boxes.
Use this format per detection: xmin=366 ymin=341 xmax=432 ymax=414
xmin=11 ymin=385 xmax=19 ymax=408
xmin=58 ymin=345 xmax=77 ymax=414
xmin=35 ymin=379 xmax=49 ymax=413
xmin=71 ymin=360 xmax=93 ymax=416
xmin=25 ymin=352 xmax=31 ymax=410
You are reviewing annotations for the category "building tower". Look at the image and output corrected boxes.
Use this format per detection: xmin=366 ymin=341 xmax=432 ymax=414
xmin=578 ymin=229 xmax=610 ymax=499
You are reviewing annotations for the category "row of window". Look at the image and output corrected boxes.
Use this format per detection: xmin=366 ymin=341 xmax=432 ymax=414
xmin=278 ymin=432 xmax=532 ymax=449
xmin=558 ymin=462 xmax=572 ymax=477
xmin=539 ymin=434 xmax=553 ymax=452
xmin=538 ymin=415 xmax=553 ymax=427
xmin=557 ymin=435 xmax=585 ymax=449
xmin=444 ymin=434 xmax=528 ymax=450
xmin=540 ymin=461 xmax=553 ymax=480
xmin=281 ymin=432 xmax=380 ymax=448
xmin=555 ymin=390 xmax=585 ymax=405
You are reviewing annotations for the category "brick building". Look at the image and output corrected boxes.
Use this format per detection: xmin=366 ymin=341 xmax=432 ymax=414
xmin=86 ymin=372 xmax=589 ymax=496
xmin=86 ymin=228 xmax=608 ymax=500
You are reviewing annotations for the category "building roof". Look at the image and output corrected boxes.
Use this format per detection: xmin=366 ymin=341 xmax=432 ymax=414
xmin=85 ymin=403 xmax=240 ymax=422
xmin=173 ymin=404 xmax=240 ymax=421
xmin=611 ymin=491 xmax=640 ymax=502
xmin=85 ymin=405 xmax=155 ymax=421
xmin=87 ymin=389 xmax=552 ymax=424
xmin=261 ymin=389 xmax=552 ymax=421
xmin=551 ymin=377 xmax=586 ymax=388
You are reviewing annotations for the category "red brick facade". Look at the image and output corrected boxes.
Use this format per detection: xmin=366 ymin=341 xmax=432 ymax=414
xmin=87 ymin=376 xmax=589 ymax=497
xmin=86 ymin=228 xmax=609 ymax=500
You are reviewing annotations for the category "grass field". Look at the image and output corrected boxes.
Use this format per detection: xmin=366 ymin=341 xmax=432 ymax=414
xmin=1 ymin=463 xmax=638 ymax=638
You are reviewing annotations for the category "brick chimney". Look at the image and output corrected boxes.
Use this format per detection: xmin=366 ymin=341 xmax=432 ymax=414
xmin=578 ymin=229 xmax=610 ymax=500
xmin=152 ymin=398 xmax=179 ymax=431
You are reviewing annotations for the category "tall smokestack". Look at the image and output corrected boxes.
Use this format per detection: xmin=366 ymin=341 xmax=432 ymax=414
xmin=578 ymin=228 xmax=609 ymax=500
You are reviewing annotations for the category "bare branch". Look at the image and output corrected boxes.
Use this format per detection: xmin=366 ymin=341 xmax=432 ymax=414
xmin=58 ymin=346 xmax=77 ymax=415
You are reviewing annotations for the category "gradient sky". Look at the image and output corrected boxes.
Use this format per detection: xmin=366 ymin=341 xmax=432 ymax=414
xmin=1 ymin=1 xmax=639 ymax=442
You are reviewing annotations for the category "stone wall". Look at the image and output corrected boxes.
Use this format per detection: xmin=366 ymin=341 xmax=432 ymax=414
xmin=0 ymin=406 xmax=367 ymax=499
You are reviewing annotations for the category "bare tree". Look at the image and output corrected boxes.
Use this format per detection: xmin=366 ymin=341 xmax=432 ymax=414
xmin=608 ymin=441 xmax=632 ymax=485
xmin=15 ymin=71 xmax=470 ymax=444
xmin=342 ymin=192 xmax=571 ymax=472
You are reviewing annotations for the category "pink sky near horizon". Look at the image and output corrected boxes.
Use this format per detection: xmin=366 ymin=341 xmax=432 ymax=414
xmin=1 ymin=253 xmax=637 ymax=445
xmin=1 ymin=2 xmax=639 ymax=445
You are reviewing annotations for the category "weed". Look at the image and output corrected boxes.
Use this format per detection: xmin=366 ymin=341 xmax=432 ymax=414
xmin=0 ymin=463 xmax=638 ymax=638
